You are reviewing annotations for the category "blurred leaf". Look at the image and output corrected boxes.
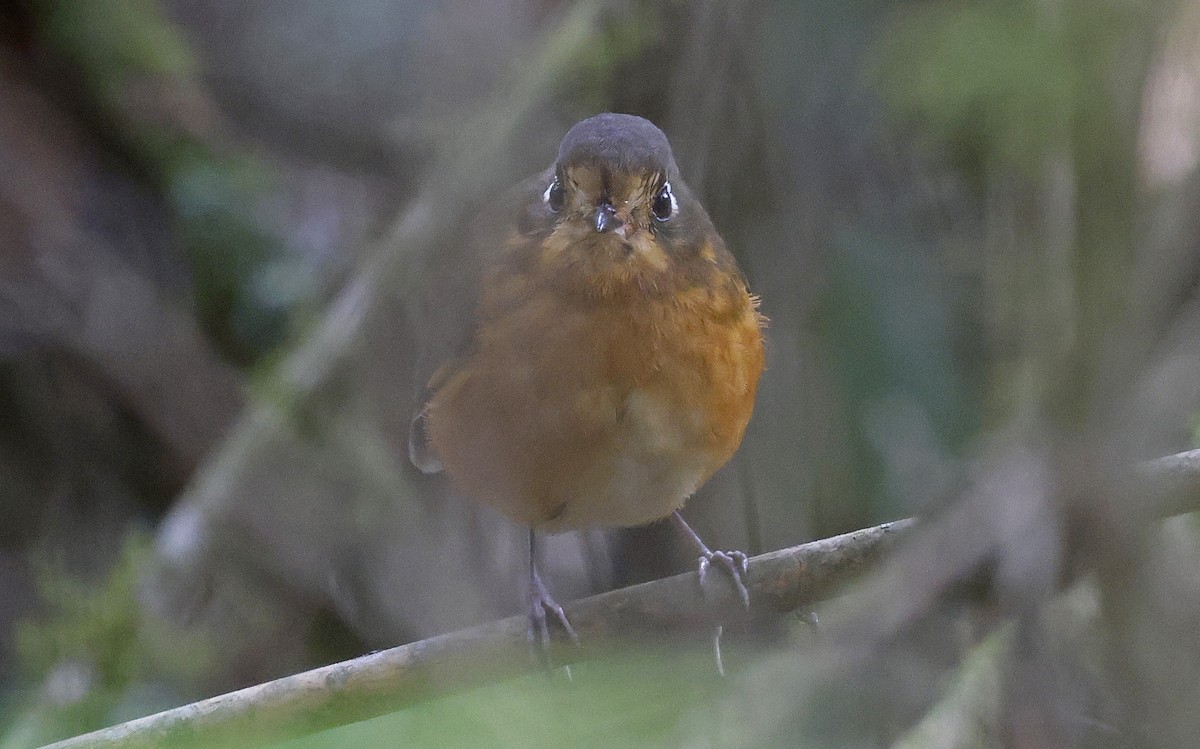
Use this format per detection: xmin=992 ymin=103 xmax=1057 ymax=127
xmin=870 ymin=2 xmax=1075 ymax=176
xmin=15 ymin=534 xmax=150 ymax=691
xmin=815 ymin=228 xmax=973 ymax=521
xmin=568 ymin=2 xmax=667 ymax=114
xmin=36 ymin=0 xmax=196 ymax=88
xmin=168 ymin=157 xmax=294 ymax=362
xmin=270 ymin=645 xmax=754 ymax=749
xmin=6 ymin=533 xmax=213 ymax=747
xmin=29 ymin=0 xmax=309 ymax=364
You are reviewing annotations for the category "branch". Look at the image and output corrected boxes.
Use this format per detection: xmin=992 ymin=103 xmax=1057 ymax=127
xmin=39 ymin=520 xmax=912 ymax=749
xmin=1138 ymin=448 xmax=1200 ymax=519
xmin=38 ymin=447 xmax=1200 ymax=748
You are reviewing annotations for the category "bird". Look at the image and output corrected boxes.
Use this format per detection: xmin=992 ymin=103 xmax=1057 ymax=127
xmin=409 ymin=112 xmax=765 ymax=652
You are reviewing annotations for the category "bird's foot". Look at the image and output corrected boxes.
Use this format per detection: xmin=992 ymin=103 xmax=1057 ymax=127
xmin=672 ymin=512 xmax=752 ymax=609
xmin=528 ymin=568 xmax=579 ymax=668
xmin=696 ymin=548 xmax=750 ymax=609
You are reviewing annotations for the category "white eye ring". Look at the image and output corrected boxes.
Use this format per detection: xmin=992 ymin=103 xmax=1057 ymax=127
xmin=543 ymin=178 xmax=565 ymax=212
xmin=652 ymin=181 xmax=677 ymax=221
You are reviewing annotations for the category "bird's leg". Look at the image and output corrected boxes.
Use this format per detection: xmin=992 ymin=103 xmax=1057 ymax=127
xmin=527 ymin=530 xmax=579 ymax=664
xmin=671 ymin=511 xmax=750 ymax=608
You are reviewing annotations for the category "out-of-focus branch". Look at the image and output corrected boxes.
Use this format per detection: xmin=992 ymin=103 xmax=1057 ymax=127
xmin=39 ymin=521 xmax=912 ymax=749
xmin=40 ymin=446 xmax=1200 ymax=749
xmin=1138 ymin=448 xmax=1200 ymax=519
xmin=149 ymin=0 xmax=613 ymax=652
xmin=891 ymin=624 xmax=1014 ymax=749
xmin=0 ymin=55 xmax=244 ymax=477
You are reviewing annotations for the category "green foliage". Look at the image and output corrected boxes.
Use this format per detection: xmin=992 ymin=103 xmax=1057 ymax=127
xmin=30 ymin=0 xmax=200 ymax=170
xmin=815 ymin=228 xmax=973 ymax=522
xmin=14 ymin=535 xmax=150 ymax=692
xmin=568 ymin=3 xmax=667 ymax=114
xmin=35 ymin=0 xmax=196 ymax=89
xmin=6 ymin=534 xmax=218 ymax=747
xmin=30 ymin=0 xmax=307 ymax=364
xmin=168 ymin=156 xmax=295 ymax=364
xmin=4 ymin=535 xmax=152 ymax=747
xmin=271 ymin=645 xmax=755 ymax=749
xmin=869 ymin=1 xmax=1076 ymax=176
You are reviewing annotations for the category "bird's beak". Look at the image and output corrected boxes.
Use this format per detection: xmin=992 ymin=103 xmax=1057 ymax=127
xmin=592 ymin=203 xmax=621 ymax=234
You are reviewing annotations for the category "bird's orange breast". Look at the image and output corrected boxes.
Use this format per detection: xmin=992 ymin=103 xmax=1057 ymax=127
xmin=425 ymin=233 xmax=764 ymax=532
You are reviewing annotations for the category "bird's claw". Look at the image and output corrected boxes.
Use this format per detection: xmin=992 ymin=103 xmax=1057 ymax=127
xmin=527 ymin=573 xmax=579 ymax=672
xmin=696 ymin=549 xmax=751 ymax=609
xmin=528 ymin=594 xmax=579 ymax=651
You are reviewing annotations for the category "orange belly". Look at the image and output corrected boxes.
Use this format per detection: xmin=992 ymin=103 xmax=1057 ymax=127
xmin=426 ymin=282 xmax=764 ymax=532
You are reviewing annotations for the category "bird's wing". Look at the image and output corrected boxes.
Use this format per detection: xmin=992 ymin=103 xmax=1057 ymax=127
xmin=407 ymin=356 xmax=466 ymax=473
xmin=406 ymin=167 xmax=556 ymax=473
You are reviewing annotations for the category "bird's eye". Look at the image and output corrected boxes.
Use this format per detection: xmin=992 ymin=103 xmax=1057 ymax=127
xmin=544 ymin=178 xmax=565 ymax=212
xmin=651 ymin=181 xmax=676 ymax=221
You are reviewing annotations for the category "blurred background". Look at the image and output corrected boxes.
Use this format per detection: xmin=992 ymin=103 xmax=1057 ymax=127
xmin=4 ymin=0 xmax=1200 ymax=746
